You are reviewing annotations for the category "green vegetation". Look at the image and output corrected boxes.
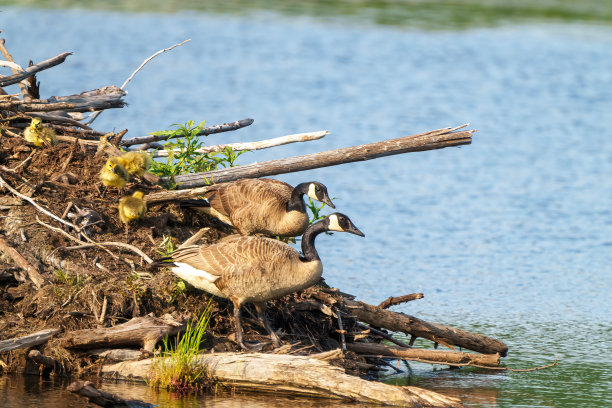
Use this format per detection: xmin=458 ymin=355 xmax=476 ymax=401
xmin=156 ymin=235 xmax=178 ymax=258
xmin=149 ymin=120 xmax=248 ymax=179
xmin=150 ymin=302 xmax=214 ymax=392
xmin=8 ymin=0 xmax=612 ymax=29
xmin=306 ymin=197 xmax=334 ymax=224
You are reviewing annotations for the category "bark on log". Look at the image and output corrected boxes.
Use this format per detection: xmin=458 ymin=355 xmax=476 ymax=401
xmin=120 ymin=118 xmax=254 ymax=147
xmin=165 ymin=125 xmax=473 ymax=189
xmin=0 ymin=236 xmax=46 ymax=288
xmin=344 ymin=299 xmax=508 ymax=356
xmin=0 ymin=329 xmax=60 ymax=353
xmin=28 ymin=349 xmax=57 ymax=369
xmin=103 ymin=352 xmax=462 ymax=407
xmin=152 ymin=130 xmax=329 ymax=157
xmin=0 ymin=52 xmax=72 ymax=87
xmin=0 ymin=86 xmax=126 ymax=113
xmin=88 ymin=348 xmax=144 ymax=362
xmin=347 ymin=342 xmax=500 ymax=367
xmin=68 ymin=381 xmax=154 ymax=408
xmin=60 ymin=314 xmax=186 ymax=352
xmin=379 ymin=293 xmax=424 ymax=309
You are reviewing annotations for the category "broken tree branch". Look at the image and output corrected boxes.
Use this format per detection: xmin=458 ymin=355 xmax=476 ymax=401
xmin=120 ymin=118 xmax=254 ymax=147
xmin=0 ymin=236 xmax=46 ymax=288
xmin=343 ymin=298 xmax=508 ymax=356
xmin=0 ymin=52 xmax=72 ymax=87
xmin=347 ymin=342 xmax=500 ymax=367
xmin=0 ymin=39 xmax=30 ymax=100
xmin=152 ymin=130 xmax=329 ymax=157
xmin=166 ymin=125 xmax=474 ymax=189
xmin=378 ymin=293 xmax=424 ymax=309
xmin=0 ymin=86 xmax=126 ymax=113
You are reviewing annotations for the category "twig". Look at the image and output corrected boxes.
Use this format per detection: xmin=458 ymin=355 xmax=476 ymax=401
xmin=152 ymin=130 xmax=329 ymax=157
xmin=0 ymin=51 xmax=72 ymax=87
xmin=0 ymin=38 xmax=30 ymax=100
xmin=335 ymin=307 xmax=347 ymax=352
xmin=121 ymin=118 xmax=255 ymax=147
xmin=99 ymin=296 xmax=108 ymax=324
xmin=55 ymin=242 xmax=153 ymax=264
xmin=87 ymin=39 xmax=191 ymax=126
xmin=179 ymin=227 xmax=210 ymax=248
xmin=378 ymin=293 xmax=424 ymax=309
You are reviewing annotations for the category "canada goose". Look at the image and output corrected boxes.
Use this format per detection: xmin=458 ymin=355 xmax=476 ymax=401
xmin=118 ymin=191 xmax=147 ymax=225
xmin=99 ymin=157 xmax=130 ymax=188
xmin=116 ymin=151 xmax=152 ymax=177
xmin=180 ymin=178 xmax=335 ymax=237
xmin=23 ymin=118 xmax=57 ymax=146
xmin=163 ymin=213 xmax=364 ymax=350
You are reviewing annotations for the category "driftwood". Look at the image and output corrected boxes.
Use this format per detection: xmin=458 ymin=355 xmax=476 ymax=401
xmin=153 ymin=130 xmax=329 ymax=157
xmin=28 ymin=349 xmax=57 ymax=370
xmin=164 ymin=125 xmax=474 ymax=189
xmin=103 ymin=352 xmax=462 ymax=407
xmin=0 ymin=39 xmax=30 ymax=99
xmin=0 ymin=86 xmax=126 ymax=113
xmin=0 ymin=329 xmax=60 ymax=353
xmin=88 ymin=348 xmax=144 ymax=362
xmin=60 ymin=314 xmax=186 ymax=352
xmin=347 ymin=342 xmax=500 ymax=367
xmin=0 ymin=236 xmax=46 ymax=288
xmin=0 ymin=52 xmax=72 ymax=87
xmin=379 ymin=293 xmax=424 ymax=309
xmin=68 ymin=381 xmax=154 ymax=408
xmin=120 ymin=118 xmax=254 ymax=147
xmin=343 ymin=298 xmax=508 ymax=356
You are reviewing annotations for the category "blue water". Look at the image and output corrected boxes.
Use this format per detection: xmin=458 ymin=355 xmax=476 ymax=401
xmin=1 ymin=7 xmax=611 ymax=407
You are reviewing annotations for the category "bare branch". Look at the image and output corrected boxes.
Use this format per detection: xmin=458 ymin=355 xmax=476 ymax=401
xmin=153 ymin=130 xmax=329 ymax=157
xmin=120 ymin=118 xmax=255 ymax=147
xmin=0 ymin=52 xmax=72 ymax=87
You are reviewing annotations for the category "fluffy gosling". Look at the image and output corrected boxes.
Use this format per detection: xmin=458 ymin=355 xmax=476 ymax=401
xmin=99 ymin=157 xmax=130 ymax=188
xmin=118 ymin=191 xmax=147 ymax=225
xmin=116 ymin=151 xmax=152 ymax=177
xmin=23 ymin=118 xmax=57 ymax=147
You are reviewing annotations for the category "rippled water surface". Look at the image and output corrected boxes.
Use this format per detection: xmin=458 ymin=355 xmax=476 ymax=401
xmin=1 ymin=5 xmax=611 ymax=407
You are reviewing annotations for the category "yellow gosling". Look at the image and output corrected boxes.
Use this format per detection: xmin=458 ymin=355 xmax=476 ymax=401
xmin=99 ymin=157 xmax=130 ymax=188
xmin=118 ymin=191 xmax=147 ymax=225
xmin=116 ymin=151 xmax=152 ymax=177
xmin=23 ymin=118 xmax=57 ymax=147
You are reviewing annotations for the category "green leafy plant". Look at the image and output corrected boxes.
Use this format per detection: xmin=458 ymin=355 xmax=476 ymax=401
xmin=150 ymin=301 xmax=214 ymax=393
xmin=149 ymin=120 xmax=248 ymax=179
xmin=156 ymin=235 xmax=177 ymax=258
xmin=306 ymin=197 xmax=336 ymax=224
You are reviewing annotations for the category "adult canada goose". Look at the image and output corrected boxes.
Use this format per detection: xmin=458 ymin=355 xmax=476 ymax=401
xmin=163 ymin=212 xmax=364 ymax=350
xmin=180 ymin=178 xmax=335 ymax=237
xmin=23 ymin=118 xmax=57 ymax=147
xmin=99 ymin=157 xmax=130 ymax=188
xmin=118 ymin=191 xmax=147 ymax=225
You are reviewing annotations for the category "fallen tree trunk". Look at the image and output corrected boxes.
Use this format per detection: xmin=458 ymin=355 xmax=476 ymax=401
xmin=0 ymin=329 xmax=60 ymax=353
xmin=152 ymin=130 xmax=329 ymax=157
xmin=120 ymin=118 xmax=254 ymax=147
xmin=60 ymin=314 xmax=185 ymax=352
xmin=164 ymin=125 xmax=474 ymax=189
xmin=103 ymin=352 xmax=462 ymax=407
xmin=0 ymin=52 xmax=72 ymax=87
xmin=344 ymin=298 xmax=508 ymax=356
xmin=0 ymin=236 xmax=46 ymax=288
xmin=347 ymin=342 xmax=500 ymax=367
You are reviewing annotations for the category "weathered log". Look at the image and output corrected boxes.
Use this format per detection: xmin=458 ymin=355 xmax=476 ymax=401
xmin=68 ymin=380 xmax=154 ymax=408
xmin=165 ymin=125 xmax=473 ymax=189
xmin=0 ymin=52 xmax=72 ymax=87
xmin=0 ymin=86 xmax=126 ymax=113
xmin=0 ymin=329 xmax=60 ymax=353
xmin=60 ymin=314 xmax=186 ymax=352
xmin=120 ymin=118 xmax=254 ymax=147
xmin=88 ymin=348 xmax=144 ymax=362
xmin=152 ymin=130 xmax=329 ymax=157
xmin=347 ymin=342 xmax=500 ymax=367
xmin=103 ymin=352 xmax=462 ymax=407
xmin=0 ymin=236 xmax=46 ymax=288
xmin=344 ymin=298 xmax=508 ymax=356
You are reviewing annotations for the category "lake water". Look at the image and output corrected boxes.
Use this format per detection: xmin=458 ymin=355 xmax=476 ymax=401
xmin=1 ymin=4 xmax=611 ymax=407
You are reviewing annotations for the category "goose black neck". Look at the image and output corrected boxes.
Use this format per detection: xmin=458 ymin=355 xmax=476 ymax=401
xmin=300 ymin=220 xmax=327 ymax=261
xmin=286 ymin=182 xmax=309 ymax=212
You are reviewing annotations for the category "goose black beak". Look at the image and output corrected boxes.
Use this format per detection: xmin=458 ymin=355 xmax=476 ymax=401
xmin=322 ymin=195 xmax=336 ymax=209
xmin=348 ymin=224 xmax=365 ymax=237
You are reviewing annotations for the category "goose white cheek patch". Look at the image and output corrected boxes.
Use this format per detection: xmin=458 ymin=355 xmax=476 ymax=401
xmin=307 ymin=183 xmax=318 ymax=200
xmin=327 ymin=214 xmax=343 ymax=232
